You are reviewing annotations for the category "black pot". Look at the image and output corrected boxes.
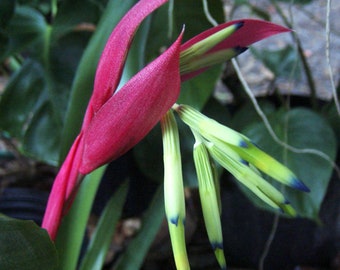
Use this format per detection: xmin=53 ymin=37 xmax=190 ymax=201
xmin=0 ymin=187 xmax=49 ymax=226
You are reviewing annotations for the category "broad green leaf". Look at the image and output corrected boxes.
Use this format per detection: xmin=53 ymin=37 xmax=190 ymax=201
xmin=251 ymin=45 xmax=302 ymax=79
xmin=231 ymin=100 xmax=276 ymax=132
xmin=79 ymin=180 xmax=129 ymax=270
xmin=0 ymin=60 xmax=47 ymax=138
xmin=0 ymin=6 xmax=46 ymax=61
xmin=23 ymin=102 xmax=61 ymax=165
xmin=241 ymin=108 xmax=337 ymax=220
xmin=114 ymin=185 xmax=165 ymax=270
xmin=0 ymin=215 xmax=58 ymax=270
xmin=48 ymin=30 xmax=93 ymax=122
xmin=321 ymin=102 xmax=340 ymax=144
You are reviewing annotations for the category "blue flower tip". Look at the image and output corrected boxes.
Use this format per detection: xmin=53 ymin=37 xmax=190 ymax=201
xmin=291 ymin=177 xmax=310 ymax=192
xmin=240 ymin=159 xmax=249 ymax=166
xmin=170 ymin=216 xmax=179 ymax=226
xmin=235 ymin=21 xmax=245 ymax=30
xmin=239 ymin=140 xmax=248 ymax=148
xmin=284 ymin=199 xmax=290 ymax=205
xmin=234 ymin=46 xmax=248 ymax=55
xmin=211 ymin=241 xmax=224 ymax=250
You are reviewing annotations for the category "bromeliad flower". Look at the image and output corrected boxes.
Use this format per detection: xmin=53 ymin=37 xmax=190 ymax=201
xmin=42 ymin=0 xmax=295 ymax=248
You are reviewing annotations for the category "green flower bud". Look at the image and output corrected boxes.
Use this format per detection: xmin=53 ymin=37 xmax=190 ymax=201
xmin=174 ymin=104 xmax=309 ymax=193
xmin=193 ymin=137 xmax=226 ymax=269
xmin=161 ymin=110 xmax=189 ymax=270
xmin=180 ymin=22 xmax=243 ymax=64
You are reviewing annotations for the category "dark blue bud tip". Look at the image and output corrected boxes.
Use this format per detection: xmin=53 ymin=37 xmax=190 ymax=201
xmin=234 ymin=46 xmax=248 ymax=55
xmin=170 ymin=216 xmax=179 ymax=226
xmin=240 ymin=159 xmax=249 ymax=166
xmin=239 ymin=140 xmax=248 ymax=148
xmin=235 ymin=21 xmax=245 ymax=30
xmin=284 ymin=199 xmax=291 ymax=205
xmin=291 ymin=177 xmax=310 ymax=192
xmin=211 ymin=241 xmax=224 ymax=250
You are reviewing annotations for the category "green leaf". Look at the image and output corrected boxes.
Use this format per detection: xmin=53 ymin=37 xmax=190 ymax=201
xmin=0 ymin=60 xmax=46 ymax=138
xmin=79 ymin=180 xmax=129 ymax=270
xmin=0 ymin=215 xmax=58 ymax=270
xmin=241 ymin=108 xmax=337 ymax=220
xmin=178 ymin=65 xmax=222 ymax=109
xmin=0 ymin=0 xmax=15 ymax=28
xmin=51 ymin=0 xmax=103 ymax=39
xmin=0 ymin=6 xmax=46 ymax=61
xmin=114 ymin=185 xmax=165 ymax=270
xmin=23 ymin=102 xmax=61 ymax=165
xmin=251 ymin=45 xmax=302 ymax=79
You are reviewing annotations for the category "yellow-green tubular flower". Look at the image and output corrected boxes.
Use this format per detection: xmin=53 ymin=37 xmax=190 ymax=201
xmin=161 ymin=110 xmax=190 ymax=270
xmin=180 ymin=47 xmax=246 ymax=75
xmin=193 ymin=136 xmax=226 ymax=269
xmin=174 ymin=104 xmax=309 ymax=193
xmin=180 ymin=22 xmax=244 ymax=68
xmin=206 ymin=142 xmax=296 ymax=216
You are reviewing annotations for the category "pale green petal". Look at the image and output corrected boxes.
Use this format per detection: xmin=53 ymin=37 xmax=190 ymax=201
xmin=180 ymin=22 xmax=242 ymax=63
xmin=161 ymin=110 xmax=189 ymax=269
xmin=206 ymin=142 xmax=296 ymax=216
xmin=193 ymin=141 xmax=226 ymax=269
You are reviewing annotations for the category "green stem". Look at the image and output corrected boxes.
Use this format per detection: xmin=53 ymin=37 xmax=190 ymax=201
xmin=55 ymin=167 xmax=105 ymax=270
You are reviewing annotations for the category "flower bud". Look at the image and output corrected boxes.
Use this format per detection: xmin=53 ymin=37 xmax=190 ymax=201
xmin=161 ymin=110 xmax=190 ymax=270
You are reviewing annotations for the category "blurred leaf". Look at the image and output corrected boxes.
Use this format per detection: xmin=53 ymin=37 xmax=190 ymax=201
xmin=49 ymin=30 xmax=93 ymax=121
xmin=251 ymin=45 xmax=302 ymax=79
xmin=79 ymin=180 xmax=129 ymax=270
xmin=231 ymin=100 xmax=276 ymax=132
xmin=0 ymin=214 xmax=58 ymax=270
xmin=114 ymin=185 xmax=164 ymax=270
xmin=241 ymin=108 xmax=337 ymax=220
xmin=23 ymin=102 xmax=61 ymax=165
xmin=52 ymin=0 xmax=103 ymax=39
xmin=0 ymin=0 xmax=15 ymax=28
xmin=0 ymin=60 xmax=46 ymax=138
xmin=0 ymin=6 xmax=46 ymax=61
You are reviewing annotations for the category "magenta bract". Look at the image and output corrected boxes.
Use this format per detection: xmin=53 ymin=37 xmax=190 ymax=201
xmin=80 ymin=33 xmax=183 ymax=174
